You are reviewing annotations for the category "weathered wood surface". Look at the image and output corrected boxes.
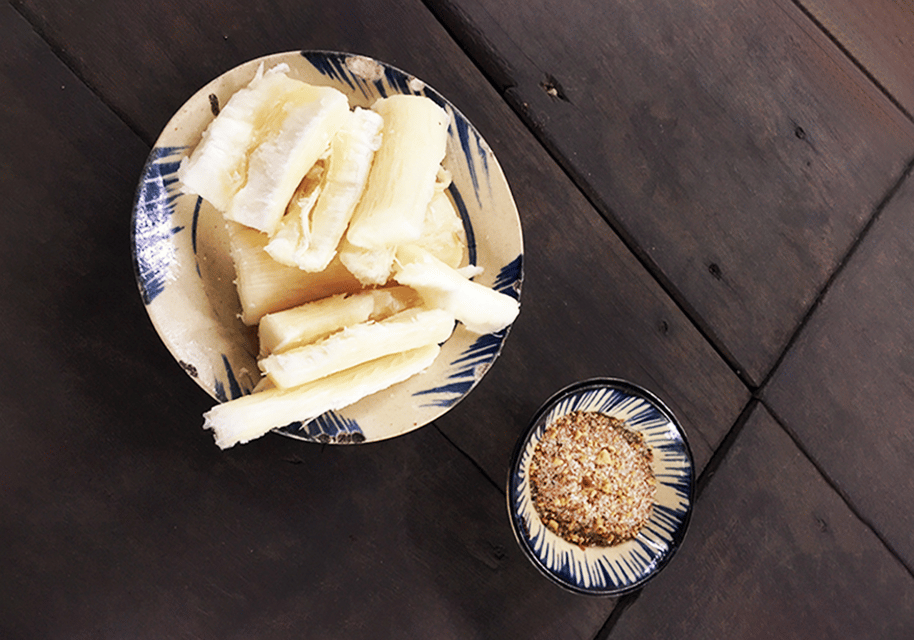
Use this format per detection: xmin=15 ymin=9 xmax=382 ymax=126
xmin=609 ymin=405 xmax=914 ymax=640
xmin=5 ymin=0 xmax=914 ymax=636
xmin=0 ymin=5 xmax=616 ymax=638
xmin=796 ymin=0 xmax=914 ymax=119
xmin=0 ymin=0 xmax=745 ymax=637
xmin=764 ymin=168 xmax=914 ymax=571
xmin=424 ymin=0 xmax=914 ymax=386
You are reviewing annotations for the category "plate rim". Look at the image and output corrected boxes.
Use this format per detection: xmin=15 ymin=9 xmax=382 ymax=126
xmin=130 ymin=50 xmax=524 ymax=445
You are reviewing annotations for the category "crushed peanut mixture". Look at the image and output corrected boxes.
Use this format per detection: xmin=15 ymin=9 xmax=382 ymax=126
xmin=529 ymin=410 xmax=656 ymax=547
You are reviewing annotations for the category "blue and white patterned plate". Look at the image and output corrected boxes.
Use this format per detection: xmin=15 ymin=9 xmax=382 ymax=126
xmin=131 ymin=51 xmax=523 ymax=444
xmin=507 ymin=379 xmax=693 ymax=596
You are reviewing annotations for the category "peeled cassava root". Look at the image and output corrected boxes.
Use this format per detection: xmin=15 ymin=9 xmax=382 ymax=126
xmin=179 ymin=63 xmax=519 ymax=448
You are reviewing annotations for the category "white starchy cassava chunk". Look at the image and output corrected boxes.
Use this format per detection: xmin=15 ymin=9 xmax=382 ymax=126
xmin=345 ymin=95 xmax=450 ymax=249
xmin=394 ymin=245 xmax=519 ymax=335
xmin=337 ymin=169 xmax=465 ymax=284
xmin=204 ymin=344 xmax=441 ymax=449
xmin=259 ymin=291 xmax=373 ymax=356
xmin=258 ymin=286 xmax=418 ymax=356
xmin=226 ymin=81 xmax=350 ymax=234
xmin=294 ymin=108 xmax=384 ymax=272
xmin=264 ymin=157 xmax=326 ymax=266
xmin=226 ymin=221 xmax=362 ymax=325
xmin=411 ymin=189 xmax=467 ymax=269
xmin=178 ymin=63 xmax=305 ymax=211
xmin=337 ymin=236 xmax=397 ymax=286
xmin=259 ymin=307 xmax=455 ymax=389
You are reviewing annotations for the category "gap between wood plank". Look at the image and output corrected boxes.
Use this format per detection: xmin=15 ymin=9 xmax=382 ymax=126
xmin=598 ymin=398 xmax=914 ymax=638
xmin=434 ymin=424 xmax=503 ymax=492
xmin=787 ymin=0 xmax=914 ymax=126
xmin=763 ymin=400 xmax=914 ymax=580
xmin=7 ymin=0 xmax=545 ymax=506
xmin=18 ymin=0 xmax=911 ymax=626
xmin=591 ymin=590 xmax=637 ymax=640
xmin=757 ymin=155 xmax=914 ymax=391
xmin=590 ymin=398 xmax=758 ymax=640
xmin=595 ymin=390 xmax=914 ymax=635
xmin=11 ymin=0 xmax=748 ymax=393
xmin=10 ymin=0 xmax=510 ymax=503
xmin=16 ymin=0 xmax=906 ymax=530
xmin=10 ymin=0 xmax=154 ymax=147
xmin=423 ymin=0 xmax=914 ymax=395
xmin=420 ymin=0 xmax=756 ymax=390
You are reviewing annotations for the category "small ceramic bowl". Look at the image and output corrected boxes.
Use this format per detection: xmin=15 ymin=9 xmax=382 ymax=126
xmin=507 ymin=378 xmax=694 ymax=596
xmin=131 ymin=51 xmax=523 ymax=444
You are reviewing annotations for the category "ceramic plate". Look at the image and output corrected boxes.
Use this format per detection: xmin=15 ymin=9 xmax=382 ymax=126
xmin=508 ymin=379 xmax=693 ymax=595
xmin=131 ymin=51 xmax=523 ymax=444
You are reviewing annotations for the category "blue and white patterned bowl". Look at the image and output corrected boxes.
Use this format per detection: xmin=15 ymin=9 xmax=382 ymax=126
xmin=131 ymin=51 xmax=522 ymax=444
xmin=507 ymin=379 xmax=693 ymax=596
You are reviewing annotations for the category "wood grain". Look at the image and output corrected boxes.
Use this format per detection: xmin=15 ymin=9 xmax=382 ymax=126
xmin=0 ymin=6 xmax=614 ymax=639
xmin=610 ymin=405 xmax=914 ymax=639
xmin=764 ymin=166 xmax=914 ymax=571
xmin=424 ymin=0 xmax=914 ymax=385
xmin=0 ymin=6 xmax=619 ymax=638
xmin=0 ymin=1 xmax=746 ymax=637
xmin=795 ymin=0 xmax=914 ymax=119
xmin=10 ymin=0 xmax=749 ymax=478
xmin=6 ymin=0 xmax=914 ymax=635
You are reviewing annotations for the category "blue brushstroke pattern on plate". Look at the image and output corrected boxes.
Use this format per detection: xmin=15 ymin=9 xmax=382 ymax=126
xmin=132 ymin=146 xmax=187 ymax=304
xmin=508 ymin=379 xmax=693 ymax=596
xmin=131 ymin=51 xmax=523 ymax=445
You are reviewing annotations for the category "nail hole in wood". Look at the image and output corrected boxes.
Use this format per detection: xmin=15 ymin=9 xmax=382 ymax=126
xmin=708 ymin=262 xmax=723 ymax=280
xmin=540 ymin=75 xmax=570 ymax=102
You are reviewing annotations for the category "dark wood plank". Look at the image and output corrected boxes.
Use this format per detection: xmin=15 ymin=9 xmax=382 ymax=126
xmin=0 ymin=3 xmax=741 ymax=638
xmin=610 ymin=404 xmax=914 ymax=639
xmin=424 ymin=0 xmax=914 ymax=385
xmin=0 ymin=6 xmax=621 ymax=638
xmin=12 ymin=0 xmax=749 ymax=477
xmin=797 ymin=0 xmax=914 ymax=119
xmin=432 ymin=174 xmax=741 ymax=476
xmin=764 ymin=167 xmax=914 ymax=570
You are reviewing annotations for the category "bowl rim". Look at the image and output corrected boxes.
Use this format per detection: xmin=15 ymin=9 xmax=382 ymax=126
xmin=506 ymin=377 xmax=695 ymax=596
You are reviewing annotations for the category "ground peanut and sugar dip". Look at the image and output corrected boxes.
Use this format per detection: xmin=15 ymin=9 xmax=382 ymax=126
xmin=529 ymin=410 xmax=656 ymax=547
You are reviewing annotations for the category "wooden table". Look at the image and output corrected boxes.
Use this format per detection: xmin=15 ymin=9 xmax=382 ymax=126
xmin=3 ymin=0 xmax=913 ymax=637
